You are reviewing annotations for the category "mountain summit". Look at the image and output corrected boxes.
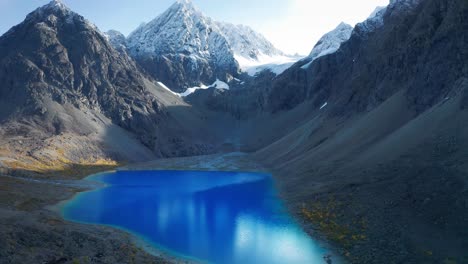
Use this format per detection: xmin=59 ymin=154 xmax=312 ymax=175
xmin=301 ymin=22 xmax=353 ymax=69
xmin=126 ymin=0 xmax=284 ymax=92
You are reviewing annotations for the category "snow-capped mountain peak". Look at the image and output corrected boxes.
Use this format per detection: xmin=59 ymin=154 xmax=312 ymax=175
xmin=127 ymin=0 xmax=223 ymax=56
xmin=127 ymin=0 xmax=286 ymax=64
xmin=126 ymin=0 xmax=289 ymax=90
xmin=32 ymin=0 xmax=72 ymax=17
xmin=175 ymin=0 xmax=194 ymax=7
xmin=126 ymin=0 xmax=238 ymax=91
xmin=301 ymin=22 xmax=353 ymax=69
xmin=172 ymin=0 xmax=199 ymax=14
xmin=308 ymin=22 xmax=353 ymax=59
xmin=47 ymin=0 xmax=67 ymax=9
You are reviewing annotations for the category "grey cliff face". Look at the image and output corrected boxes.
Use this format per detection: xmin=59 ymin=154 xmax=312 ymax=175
xmin=267 ymin=0 xmax=468 ymax=115
xmin=0 ymin=1 xmax=156 ymax=118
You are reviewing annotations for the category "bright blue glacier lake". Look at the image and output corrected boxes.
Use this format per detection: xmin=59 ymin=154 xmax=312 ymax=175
xmin=61 ymin=170 xmax=330 ymax=264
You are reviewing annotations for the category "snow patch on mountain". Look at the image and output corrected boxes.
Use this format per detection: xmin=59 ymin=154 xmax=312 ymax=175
xmin=179 ymin=79 xmax=229 ymax=97
xmin=236 ymin=54 xmax=303 ymax=76
xmin=157 ymin=82 xmax=181 ymax=97
xmin=212 ymin=79 xmax=229 ymax=89
xmin=301 ymin=22 xmax=353 ymax=69
xmin=180 ymin=84 xmax=209 ymax=97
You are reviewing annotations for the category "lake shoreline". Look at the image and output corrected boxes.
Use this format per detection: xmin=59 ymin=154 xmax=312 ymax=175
xmin=0 ymin=152 xmax=343 ymax=264
xmin=0 ymin=170 xmax=178 ymax=263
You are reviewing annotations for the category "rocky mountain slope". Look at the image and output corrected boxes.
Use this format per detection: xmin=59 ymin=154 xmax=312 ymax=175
xmin=253 ymin=0 xmax=468 ymax=262
xmin=0 ymin=0 xmax=229 ymax=173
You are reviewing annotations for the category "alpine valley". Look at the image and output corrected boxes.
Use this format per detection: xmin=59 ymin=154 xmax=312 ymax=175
xmin=1 ymin=0 xmax=467 ymax=263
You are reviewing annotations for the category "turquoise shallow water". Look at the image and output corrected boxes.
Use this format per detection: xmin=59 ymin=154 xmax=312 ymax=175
xmin=61 ymin=170 xmax=329 ymax=264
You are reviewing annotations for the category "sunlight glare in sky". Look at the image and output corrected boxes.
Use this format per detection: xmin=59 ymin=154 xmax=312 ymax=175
xmin=0 ymin=0 xmax=390 ymax=55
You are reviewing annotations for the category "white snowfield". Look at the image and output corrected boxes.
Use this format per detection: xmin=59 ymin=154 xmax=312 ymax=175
xmin=235 ymin=53 xmax=304 ymax=76
xmin=158 ymin=79 xmax=230 ymax=97
xmin=157 ymin=82 xmax=181 ymax=97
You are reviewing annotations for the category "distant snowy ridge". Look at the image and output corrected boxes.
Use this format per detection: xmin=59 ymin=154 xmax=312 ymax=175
xmin=217 ymin=21 xmax=299 ymax=76
xmin=355 ymin=6 xmax=387 ymax=34
xmin=302 ymin=22 xmax=353 ymax=69
xmin=236 ymin=53 xmax=304 ymax=76
xmin=216 ymin=22 xmax=284 ymax=60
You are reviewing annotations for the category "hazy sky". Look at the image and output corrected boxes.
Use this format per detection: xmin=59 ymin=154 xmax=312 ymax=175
xmin=0 ymin=0 xmax=389 ymax=55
